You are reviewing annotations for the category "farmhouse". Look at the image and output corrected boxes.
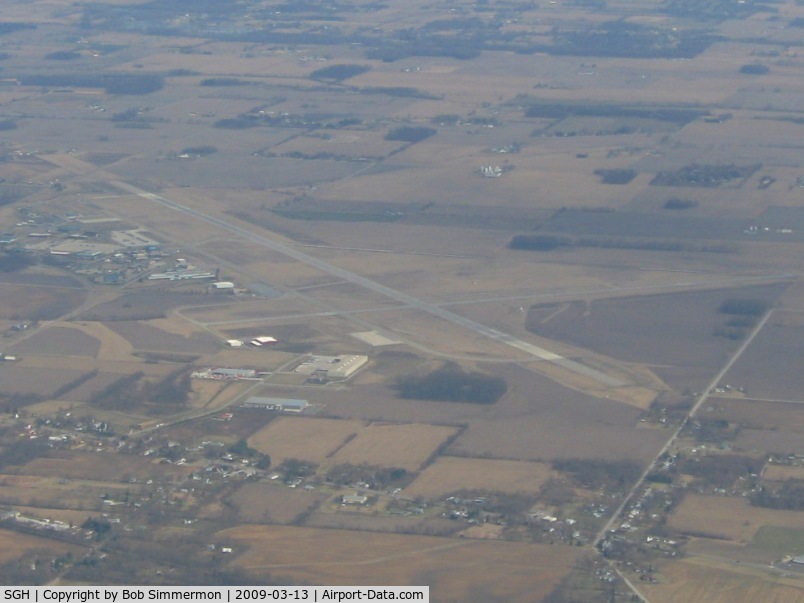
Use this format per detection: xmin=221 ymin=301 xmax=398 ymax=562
xmin=242 ymin=397 xmax=309 ymax=413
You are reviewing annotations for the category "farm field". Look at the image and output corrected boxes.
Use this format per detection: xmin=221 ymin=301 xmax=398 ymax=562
xmin=328 ymin=423 xmax=458 ymax=472
xmin=526 ymin=285 xmax=788 ymax=385
xmin=763 ymin=465 xmax=804 ymax=482
xmin=445 ymin=364 xmax=668 ymax=462
xmin=668 ymin=494 xmax=804 ymax=543
xmin=103 ymin=321 xmax=220 ymax=355
xmin=222 ymin=525 xmax=582 ymax=603
xmin=403 ymin=457 xmax=556 ymax=499
xmin=0 ymin=473 xmax=129 ymax=511
xmin=0 ymin=527 xmax=83 ymax=565
xmin=79 ymin=292 xmax=225 ymax=322
xmin=0 ymin=284 xmax=85 ymax=321
xmin=715 ymin=398 xmax=804 ymax=433
xmin=227 ymin=483 xmax=327 ymax=525
xmin=247 ymin=417 xmax=366 ymax=465
xmin=720 ymin=313 xmax=804 ymax=401
xmin=9 ymin=326 xmax=101 ymax=358
xmin=20 ymin=451 xmax=188 ymax=483
xmin=641 ymin=558 xmax=804 ymax=603
xmin=248 ymin=417 xmax=457 ymax=471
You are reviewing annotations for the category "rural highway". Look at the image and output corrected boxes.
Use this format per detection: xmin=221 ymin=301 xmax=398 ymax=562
xmin=110 ymin=180 xmax=625 ymax=387
xmin=589 ymin=309 xmax=776 ymax=603
xmin=593 ymin=309 xmax=776 ymax=547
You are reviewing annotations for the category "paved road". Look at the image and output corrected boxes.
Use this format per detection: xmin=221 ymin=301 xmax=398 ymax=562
xmin=111 ymin=180 xmax=625 ymax=387
xmin=593 ymin=309 xmax=776 ymax=548
xmin=589 ymin=309 xmax=777 ymax=603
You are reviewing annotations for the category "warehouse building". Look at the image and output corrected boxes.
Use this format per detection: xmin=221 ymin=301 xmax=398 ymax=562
xmin=294 ymin=354 xmax=368 ymax=379
xmin=191 ymin=367 xmax=257 ymax=380
xmin=242 ymin=397 xmax=309 ymax=412
xmin=210 ymin=367 xmax=256 ymax=379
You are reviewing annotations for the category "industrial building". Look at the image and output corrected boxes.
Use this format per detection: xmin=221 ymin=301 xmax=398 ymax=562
xmin=294 ymin=354 xmax=368 ymax=379
xmin=192 ymin=367 xmax=257 ymax=380
xmin=341 ymin=493 xmax=369 ymax=505
xmin=211 ymin=367 xmax=257 ymax=379
xmin=242 ymin=397 xmax=309 ymax=412
xmin=250 ymin=336 xmax=278 ymax=347
xmin=148 ymin=270 xmax=216 ymax=281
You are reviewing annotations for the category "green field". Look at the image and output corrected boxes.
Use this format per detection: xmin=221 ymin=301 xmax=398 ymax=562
xmin=751 ymin=526 xmax=804 ymax=556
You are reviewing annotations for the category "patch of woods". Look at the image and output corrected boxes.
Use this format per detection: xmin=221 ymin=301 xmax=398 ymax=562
xmin=366 ymin=39 xmax=481 ymax=62
xmin=309 ymin=64 xmax=370 ymax=82
xmin=44 ymin=51 xmax=81 ymax=61
xmin=200 ymin=77 xmax=253 ymax=86
xmin=213 ymin=117 xmax=258 ymax=130
xmin=19 ymin=73 xmax=164 ymax=95
xmin=524 ymin=101 xmax=705 ymax=125
xmin=594 ymin=169 xmax=637 ymax=184
xmin=663 ymin=198 xmax=698 ymax=210
xmin=393 ymin=363 xmax=507 ymax=405
xmin=0 ymin=23 xmax=35 ymax=36
xmin=214 ymin=109 xmax=359 ymax=131
xmin=551 ymin=21 xmax=716 ymax=59
xmin=82 ymin=517 xmax=112 ymax=540
xmin=751 ymin=480 xmax=804 ymax=511
xmin=651 ymin=163 xmax=760 ymax=187
xmin=88 ymin=368 xmax=192 ymax=413
xmin=740 ymin=63 xmax=770 ymax=75
xmin=359 ymin=86 xmax=437 ymax=99
xmin=713 ymin=298 xmax=769 ymax=340
xmin=385 ymin=126 xmax=437 ymax=143
xmin=553 ymin=458 xmax=642 ymax=491
xmin=509 ymin=234 xmax=732 ymax=254
xmin=61 ymin=526 xmax=270 ymax=586
xmin=276 ymin=458 xmax=317 ymax=483
xmin=0 ymin=437 xmax=50 ymax=471
xmin=228 ymin=438 xmax=271 ymax=470
xmin=685 ymin=417 xmax=740 ymax=444
xmin=719 ymin=298 xmax=769 ymax=317
xmin=109 ymin=107 xmax=168 ymax=129
xmin=325 ymin=463 xmax=410 ymax=491
xmin=677 ymin=454 xmax=763 ymax=489
xmin=663 ymin=0 xmax=774 ymax=21
xmin=0 ymin=252 xmax=35 ymax=272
